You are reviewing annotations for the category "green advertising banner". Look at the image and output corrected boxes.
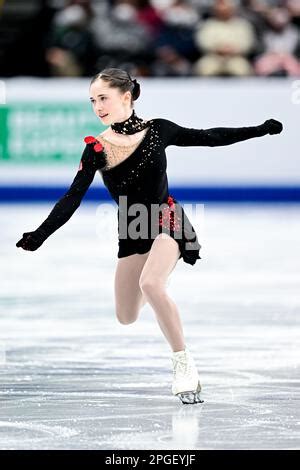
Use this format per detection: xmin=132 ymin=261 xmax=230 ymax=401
xmin=0 ymin=103 xmax=106 ymax=164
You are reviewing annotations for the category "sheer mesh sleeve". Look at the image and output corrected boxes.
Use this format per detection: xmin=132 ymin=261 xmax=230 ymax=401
xmin=158 ymin=118 xmax=267 ymax=148
xmin=34 ymin=142 xmax=106 ymax=241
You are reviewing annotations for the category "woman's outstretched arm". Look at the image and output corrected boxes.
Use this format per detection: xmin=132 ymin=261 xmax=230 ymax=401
xmin=159 ymin=118 xmax=283 ymax=147
xmin=16 ymin=140 xmax=106 ymax=251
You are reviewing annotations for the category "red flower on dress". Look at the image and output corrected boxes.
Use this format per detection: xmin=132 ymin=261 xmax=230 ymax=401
xmin=84 ymin=136 xmax=97 ymax=144
xmin=94 ymin=142 xmax=103 ymax=152
xmin=83 ymin=136 xmax=104 ymax=153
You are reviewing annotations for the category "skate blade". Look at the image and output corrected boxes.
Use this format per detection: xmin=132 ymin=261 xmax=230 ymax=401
xmin=176 ymin=391 xmax=204 ymax=404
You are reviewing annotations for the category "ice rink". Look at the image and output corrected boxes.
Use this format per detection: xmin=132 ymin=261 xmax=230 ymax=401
xmin=1 ymin=202 xmax=299 ymax=450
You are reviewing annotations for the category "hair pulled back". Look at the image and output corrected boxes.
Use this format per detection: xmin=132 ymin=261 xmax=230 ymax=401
xmin=90 ymin=68 xmax=140 ymax=107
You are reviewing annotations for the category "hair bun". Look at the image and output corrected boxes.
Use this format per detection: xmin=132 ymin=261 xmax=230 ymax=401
xmin=131 ymin=78 xmax=140 ymax=101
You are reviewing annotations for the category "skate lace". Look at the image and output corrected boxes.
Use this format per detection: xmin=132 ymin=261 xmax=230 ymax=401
xmin=172 ymin=355 xmax=193 ymax=379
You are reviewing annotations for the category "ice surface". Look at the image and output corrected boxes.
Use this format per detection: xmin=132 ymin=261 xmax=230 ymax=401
xmin=0 ymin=203 xmax=299 ymax=449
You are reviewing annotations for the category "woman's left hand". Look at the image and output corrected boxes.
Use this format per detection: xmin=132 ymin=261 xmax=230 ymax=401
xmin=262 ymin=119 xmax=283 ymax=135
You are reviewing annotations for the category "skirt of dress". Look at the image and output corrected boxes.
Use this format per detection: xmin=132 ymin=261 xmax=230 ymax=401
xmin=117 ymin=194 xmax=202 ymax=266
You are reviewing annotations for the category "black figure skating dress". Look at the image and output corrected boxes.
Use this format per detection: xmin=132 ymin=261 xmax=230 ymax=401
xmin=16 ymin=115 xmax=283 ymax=265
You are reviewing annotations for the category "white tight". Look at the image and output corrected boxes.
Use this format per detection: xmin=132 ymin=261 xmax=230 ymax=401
xmin=114 ymin=233 xmax=185 ymax=352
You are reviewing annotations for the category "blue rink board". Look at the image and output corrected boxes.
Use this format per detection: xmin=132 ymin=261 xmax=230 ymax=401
xmin=1 ymin=185 xmax=300 ymax=203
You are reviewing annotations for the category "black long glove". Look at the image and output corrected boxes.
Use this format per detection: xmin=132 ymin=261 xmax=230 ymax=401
xmin=16 ymin=229 xmax=48 ymax=251
xmin=163 ymin=117 xmax=283 ymax=147
xmin=261 ymin=119 xmax=283 ymax=135
xmin=16 ymin=138 xmax=105 ymax=252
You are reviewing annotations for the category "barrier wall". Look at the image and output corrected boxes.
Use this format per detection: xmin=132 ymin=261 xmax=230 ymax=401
xmin=0 ymin=77 xmax=299 ymax=201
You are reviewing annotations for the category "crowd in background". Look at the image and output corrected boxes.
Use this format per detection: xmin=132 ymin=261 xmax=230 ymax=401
xmin=2 ymin=0 xmax=300 ymax=77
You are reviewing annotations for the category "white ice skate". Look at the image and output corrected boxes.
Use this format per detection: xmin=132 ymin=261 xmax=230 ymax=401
xmin=172 ymin=348 xmax=203 ymax=404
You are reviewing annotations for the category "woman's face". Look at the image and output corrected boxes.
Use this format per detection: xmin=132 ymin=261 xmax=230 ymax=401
xmin=89 ymin=79 xmax=132 ymax=125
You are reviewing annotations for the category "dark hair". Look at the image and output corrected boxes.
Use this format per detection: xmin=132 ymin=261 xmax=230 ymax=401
xmin=90 ymin=68 xmax=141 ymax=107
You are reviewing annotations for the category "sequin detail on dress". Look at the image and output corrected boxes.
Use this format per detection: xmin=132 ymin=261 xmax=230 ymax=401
xmin=111 ymin=109 xmax=150 ymax=135
xmin=98 ymin=127 xmax=151 ymax=172
xmin=159 ymin=195 xmax=182 ymax=233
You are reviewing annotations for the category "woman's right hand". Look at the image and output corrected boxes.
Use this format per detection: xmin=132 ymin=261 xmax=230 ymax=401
xmin=16 ymin=231 xmax=45 ymax=251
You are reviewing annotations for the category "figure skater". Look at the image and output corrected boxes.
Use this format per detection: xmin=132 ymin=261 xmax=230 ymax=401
xmin=16 ymin=68 xmax=283 ymax=404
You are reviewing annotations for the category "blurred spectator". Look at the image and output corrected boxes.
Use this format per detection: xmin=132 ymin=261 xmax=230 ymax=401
xmin=193 ymin=0 xmax=257 ymax=76
xmin=1 ymin=0 xmax=299 ymax=77
xmin=150 ymin=44 xmax=194 ymax=75
xmin=150 ymin=0 xmax=201 ymax=75
xmin=88 ymin=0 xmax=154 ymax=73
xmin=254 ymin=7 xmax=300 ymax=76
xmin=133 ymin=0 xmax=165 ymax=37
xmin=239 ymin=0 xmax=269 ymax=41
xmin=45 ymin=0 xmax=100 ymax=76
xmin=285 ymin=0 xmax=300 ymax=28
xmin=153 ymin=0 xmax=200 ymax=27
